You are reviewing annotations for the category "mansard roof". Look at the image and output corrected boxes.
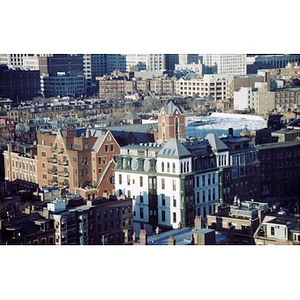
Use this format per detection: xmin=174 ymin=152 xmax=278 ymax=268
xmin=158 ymin=138 xmax=191 ymax=158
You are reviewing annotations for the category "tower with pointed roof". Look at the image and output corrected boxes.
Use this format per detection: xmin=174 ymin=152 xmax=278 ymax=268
xmin=157 ymin=101 xmax=185 ymax=143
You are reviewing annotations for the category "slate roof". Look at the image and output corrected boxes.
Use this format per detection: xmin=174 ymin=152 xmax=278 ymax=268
xmin=91 ymin=135 xmax=106 ymax=152
xmin=205 ymin=133 xmax=229 ymax=152
xmin=158 ymin=138 xmax=191 ymax=158
xmin=123 ymin=112 xmax=141 ymax=120
xmin=162 ymin=101 xmax=183 ymax=115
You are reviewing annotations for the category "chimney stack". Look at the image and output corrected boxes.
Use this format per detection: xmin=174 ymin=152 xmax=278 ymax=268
xmin=167 ymin=236 xmax=176 ymax=245
xmin=139 ymin=229 xmax=147 ymax=245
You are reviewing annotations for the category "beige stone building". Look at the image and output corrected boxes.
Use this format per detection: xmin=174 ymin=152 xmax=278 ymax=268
xmin=3 ymin=143 xmax=38 ymax=192
xmin=175 ymin=74 xmax=233 ymax=101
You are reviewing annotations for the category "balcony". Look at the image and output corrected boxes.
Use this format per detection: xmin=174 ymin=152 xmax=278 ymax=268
xmin=52 ymin=147 xmax=64 ymax=154
xmin=59 ymin=171 xmax=69 ymax=177
xmin=48 ymin=180 xmax=58 ymax=187
xmin=58 ymin=160 xmax=69 ymax=166
xmin=48 ymin=157 xmax=57 ymax=163
xmin=48 ymin=169 xmax=58 ymax=175
xmin=59 ymin=182 xmax=69 ymax=189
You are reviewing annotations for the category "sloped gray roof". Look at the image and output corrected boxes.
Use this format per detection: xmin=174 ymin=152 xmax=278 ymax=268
xmin=91 ymin=135 xmax=106 ymax=152
xmin=123 ymin=112 xmax=141 ymax=120
xmin=205 ymin=133 xmax=228 ymax=152
xmin=163 ymin=101 xmax=183 ymax=115
xmin=158 ymin=138 xmax=191 ymax=158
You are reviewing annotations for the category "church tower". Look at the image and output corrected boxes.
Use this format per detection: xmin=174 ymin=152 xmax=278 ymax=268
xmin=157 ymin=101 xmax=185 ymax=143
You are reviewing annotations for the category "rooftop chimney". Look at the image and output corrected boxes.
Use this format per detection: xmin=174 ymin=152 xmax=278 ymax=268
xmin=167 ymin=236 xmax=176 ymax=245
xmin=139 ymin=229 xmax=147 ymax=245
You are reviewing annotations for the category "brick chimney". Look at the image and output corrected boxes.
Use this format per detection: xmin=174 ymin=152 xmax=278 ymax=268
xmin=43 ymin=209 xmax=50 ymax=219
xmin=167 ymin=236 xmax=176 ymax=245
xmin=139 ymin=229 xmax=147 ymax=245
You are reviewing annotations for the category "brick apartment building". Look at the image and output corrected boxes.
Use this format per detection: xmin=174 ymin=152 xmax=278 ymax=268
xmin=0 ymin=195 xmax=133 ymax=245
xmin=45 ymin=196 xmax=133 ymax=245
xmin=220 ymin=130 xmax=261 ymax=201
xmin=256 ymin=140 xmax=300 ymax=201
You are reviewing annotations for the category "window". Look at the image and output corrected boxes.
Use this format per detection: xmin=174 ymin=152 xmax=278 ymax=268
xmin=173 ymin=212 xmax=177 ymax=223
xmin=140 ymin=176 xmax=143 ymax=187
xmin=119 ymin=174 xmax=122 ymax=184
xmin=161 ymin=178 xmax=165 ymax=189
xmin=162 ymin=210 xmax=166 ymax=222
xmin=127 ymin=175 xmax=130 ymax=185
xmin=162 ymin=194 xmax=166 ymax=206
xmin=162 ymin=162 xmax=165 ymax=172
xmin=172 ymin=163 xmax=175 ymax=173
xmin=173 ymin=197 xmax=177 ymax=207
xmin=270 ymin=226 xmax=275 ymax=236
xmin=172 ymin=179 xmax=176 ymax=191
xmin=98 ymin=157 xmax=101 ymax=164
xmin=140 ymin=207 xmax=144 ymax=219
xmin=105 ymin=145 xmax=108 ymax=152
xmin=167 ymin=162 xmax=170 ymax=172
xmin=42 ymin=151 xmax=46 ymax=157
xmin=110 ymin=144 xmax=114 ymax=151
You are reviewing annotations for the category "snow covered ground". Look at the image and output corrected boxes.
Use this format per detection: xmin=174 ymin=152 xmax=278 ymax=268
xmin=186 ymin=113 xmax=267 ymax=138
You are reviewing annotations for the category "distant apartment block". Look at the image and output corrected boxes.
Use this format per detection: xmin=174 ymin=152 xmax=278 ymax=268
xmin=40 ymin=73 xmax=86 ymax=98
xmin=147 ymin=54 xmax=166 ymax=71
xmin=0 ymin=54 xmax=36 ymax=69
xmin=234 ymin=83 xmax=275 ymax=115
xmin=247 ymin=54 xmax=300 ymax=74
xmin=202 ymin=54 xmax=247 ymax=75
xmin=0 ymin=65 xmax=41 ymax=101
xmin=125 ymin=54 xmax=148 ymax=72
xmin=274 ymin=88 xmax=300 ymax=112
xmin=175 ymin=74 xmax=234 ymax=101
